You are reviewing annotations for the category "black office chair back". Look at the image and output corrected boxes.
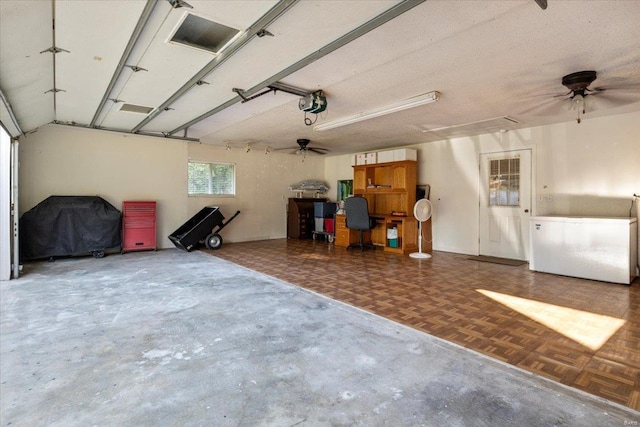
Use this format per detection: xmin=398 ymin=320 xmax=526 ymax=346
xmin=344 ymin=197 xmax=376 ymax=250
xmin=345 ymin=197 xmax=371 ymax=230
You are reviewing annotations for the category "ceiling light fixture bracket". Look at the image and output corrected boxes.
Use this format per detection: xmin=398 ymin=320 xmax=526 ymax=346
xmin=126 ymin=65 xmax=148 ymax=73
xmin=232 ymin=88 xmax=249 ymax=102
xmin=167 ymin=0 xmax=193 ymax=9
xmin=39 ymin=46 xmax=70 ymax=54
xmin=256 ymin=29 xmax=274 ymax=38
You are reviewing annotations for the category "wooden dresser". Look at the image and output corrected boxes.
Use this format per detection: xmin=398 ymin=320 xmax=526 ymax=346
xmin=287 ymin=198 xmax=316 ymax=239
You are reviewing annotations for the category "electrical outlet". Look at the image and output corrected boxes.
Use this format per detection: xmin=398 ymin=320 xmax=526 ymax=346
xmin=537 ymin=195 xmax=544 ymax=202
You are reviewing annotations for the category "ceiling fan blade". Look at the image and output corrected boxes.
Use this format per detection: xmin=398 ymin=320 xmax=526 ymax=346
xmin=516 ymin=97 xmax=568 ymax=117
xmin=587 ymin=92 xmax=640 ymax=110
xmin=274 ymin=139 xmax=328 ymax=155
xmin=307 ymin=147 xmax=331 ymax=154
xmin=552 ymin=90 xmax=572 ymax=99
xmin=591 ymin=84 xmax=640 ymax=95
xmin=534 ymin=0 xmax=547 ymax=10
xmin=308 ymin=147 xmax=330 ymax=154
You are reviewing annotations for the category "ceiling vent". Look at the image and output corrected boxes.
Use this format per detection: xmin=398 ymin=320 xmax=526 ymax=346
xmin=423 ymin=116 xmax=521 ymax=138
xmin=168 ymin=12 xmax=241 ymax=55
xmin=119 ymin=103 xmax=154 ymax=114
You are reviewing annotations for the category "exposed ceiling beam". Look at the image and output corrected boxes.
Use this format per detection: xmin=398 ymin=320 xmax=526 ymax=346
xmin=89 ymin=0 xmax=159 ymax=127
xmin=131 ymin=0 xmax=300 ymax=134
xmin=0 ymin=87 xmax=24 ymax=137
xmin=168 ymin=0 xmax=427 ymax=136
xmin=52 ymin=121 xmax=199 ymax=142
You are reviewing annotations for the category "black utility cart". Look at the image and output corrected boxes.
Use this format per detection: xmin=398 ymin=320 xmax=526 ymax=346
xmin=169 ymin=206 xmax=240 ymax=251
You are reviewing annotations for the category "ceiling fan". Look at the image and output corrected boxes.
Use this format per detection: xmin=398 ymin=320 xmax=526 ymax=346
xmin=521 ymin=70 xmax=640 ymax=123
xmin=559 ymin=71 xmax=602 ymax=123
xmin=281 ymin=139 xmax=330 ymax=156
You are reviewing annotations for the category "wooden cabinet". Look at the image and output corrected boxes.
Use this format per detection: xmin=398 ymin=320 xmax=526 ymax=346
xmin=287 ymin=198 xmax=316 ymax=239
xmin=122 ymin=201 xmax=157 ymax=253
xmin=334 ymin=213 xmax=374 ymax=248
xmin=384 ymin=216 xmax=421 ymax=254
xmin=353 ymin=160 xmax=417 ymax=216
xmin=349 ymin=160 xmax=429 ymax=255
xmin=371 ymin=218 xmax=387 ymax=246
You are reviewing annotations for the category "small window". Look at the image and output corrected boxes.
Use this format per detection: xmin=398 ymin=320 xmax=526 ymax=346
xmin=188 ymin=161 xmax=235 ymax=196
xmin=488 ymin=157 xmax=520 ymax=206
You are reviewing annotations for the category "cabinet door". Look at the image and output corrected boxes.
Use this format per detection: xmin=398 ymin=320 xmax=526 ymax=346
xmin=354 ymin=168 xmax=367 ymax=191
xmin=393 ymin=166 xmax=407 ymax=190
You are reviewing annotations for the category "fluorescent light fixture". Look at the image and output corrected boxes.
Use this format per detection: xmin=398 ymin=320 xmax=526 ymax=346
xmin=314 ymin=91 xmax=440 ymax=131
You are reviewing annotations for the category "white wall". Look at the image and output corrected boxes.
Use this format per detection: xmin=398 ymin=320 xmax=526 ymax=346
xmin=18 ymin=112 xmax=640 ymax=255
xmin=19 ymin=125 xmax=187 ymax=249
xmin=18 ymin=125 xmax=325 ymax=249
xmin=323 ymin=154 xmax=355 ymax=202
xmin=186 ymin=143 xmax=324 ymax=243
xmin=325 ymin=111 xmax=640 ymax=256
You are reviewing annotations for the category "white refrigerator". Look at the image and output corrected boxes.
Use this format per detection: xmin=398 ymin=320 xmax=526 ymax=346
xmin=530 ymin=216 xmax=638 ymax=285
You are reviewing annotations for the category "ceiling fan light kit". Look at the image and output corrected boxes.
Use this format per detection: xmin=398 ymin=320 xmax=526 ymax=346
xmin=314 ymin=91 xmax=440 ymax=131
xmin=561 ymin=70 xmax=599 ymax=123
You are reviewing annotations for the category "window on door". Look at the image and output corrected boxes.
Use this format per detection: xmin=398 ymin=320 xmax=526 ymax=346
xmin=488 ymin=157 xmax=520 ymax=207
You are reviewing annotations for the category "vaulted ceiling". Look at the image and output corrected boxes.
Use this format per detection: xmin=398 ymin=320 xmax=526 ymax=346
xmin=1 ymin=0 xmax=639 ymax=155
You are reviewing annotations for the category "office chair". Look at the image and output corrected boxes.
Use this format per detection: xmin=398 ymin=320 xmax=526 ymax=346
xmin=344 ymin=196 xmax=376 ymax=251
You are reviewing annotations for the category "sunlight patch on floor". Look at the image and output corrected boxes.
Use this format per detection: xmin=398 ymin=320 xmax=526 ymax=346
xmin=476 ymin=289 xmax=625 ymax=351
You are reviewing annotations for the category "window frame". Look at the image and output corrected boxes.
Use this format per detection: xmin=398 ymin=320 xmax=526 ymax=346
xmin=488 ymin=157 xmax=520 ymax=207
xmin=187 ymin=160 xmax=236 ymax=197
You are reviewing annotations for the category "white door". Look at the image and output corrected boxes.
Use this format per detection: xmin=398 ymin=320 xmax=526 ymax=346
xmin=1 ymin=128 xmax=10 ymax=280
xmin=479 ymin=149 xmax=532 ymax=260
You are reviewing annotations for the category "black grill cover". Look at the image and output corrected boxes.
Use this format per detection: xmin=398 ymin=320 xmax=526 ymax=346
xmin=20 ymin=196 xmax=121 ymax=260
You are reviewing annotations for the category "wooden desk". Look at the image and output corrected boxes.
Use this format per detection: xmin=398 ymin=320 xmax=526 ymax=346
xmin=335 ymin=213 xmax=430 ymax=255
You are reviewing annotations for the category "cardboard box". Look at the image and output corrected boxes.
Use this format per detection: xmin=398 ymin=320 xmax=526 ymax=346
xmin=393 ymin=148 xmax=417 ymax=161
xmin=366 ymin=152 xmax=377 ymax=164
xmin=377 ymin=150 xmax=394 ymax=163
xmin=355 ymin=154 xmax=367 ymax=165
xmin=314 ymin=217 xmax=324 ymax=232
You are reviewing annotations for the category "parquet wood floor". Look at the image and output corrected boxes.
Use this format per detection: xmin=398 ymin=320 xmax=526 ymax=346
xmin=203 ymin=239 xmax=640 ymax=411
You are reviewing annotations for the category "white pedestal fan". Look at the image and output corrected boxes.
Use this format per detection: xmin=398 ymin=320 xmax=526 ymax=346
xmin=410 ymin=198 xmax=432 ymax=259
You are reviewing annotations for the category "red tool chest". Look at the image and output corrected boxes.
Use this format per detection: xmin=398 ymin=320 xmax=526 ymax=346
xmin=122 ymin=201 xmax=157 ymax=253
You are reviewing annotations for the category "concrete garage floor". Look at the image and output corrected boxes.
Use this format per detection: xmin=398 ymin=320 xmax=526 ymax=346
xmin=1 ymin=250 xmax=638 ymax=426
